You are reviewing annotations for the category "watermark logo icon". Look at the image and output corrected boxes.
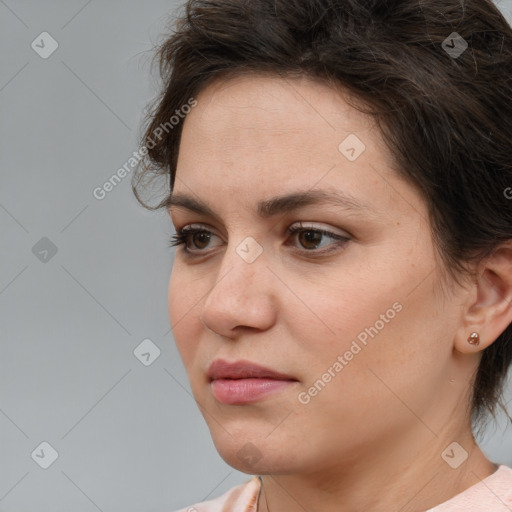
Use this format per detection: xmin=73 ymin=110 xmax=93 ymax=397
xmin=441 ymin=441 xmax=468 ymax=468
xmin=31 ymin=32 xmax=59 ymax=59
xmin=442 ymin=32 xmax=468 ymax=59
xmin=32 ymin=237 xmax=58 ymax=263
xmin=237 ymin=442 xmax=263 ymax=468
xmin=31 ymin=441 xmax=59 ymax=469
xmin=338 ymin=134 xmax=366 ymax=161
xmin=236 ymin=236 xmax=263 ymax=263
xmin=133 ymin=338 xmax=161 ymax=366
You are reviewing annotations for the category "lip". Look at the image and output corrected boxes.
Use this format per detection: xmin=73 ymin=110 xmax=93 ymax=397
xmin=207 ymin=359 xmax=297 ymax=381
xmin=208 ymin=359 xmax=298 ymax=405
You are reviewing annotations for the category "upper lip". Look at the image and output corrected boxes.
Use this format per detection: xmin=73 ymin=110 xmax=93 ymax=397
xmin=207 ymin=359 xmax=298 ymax=382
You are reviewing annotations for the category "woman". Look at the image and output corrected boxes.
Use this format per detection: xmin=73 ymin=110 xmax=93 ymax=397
xmin=132 ymin=0 xmax=512 ymax=510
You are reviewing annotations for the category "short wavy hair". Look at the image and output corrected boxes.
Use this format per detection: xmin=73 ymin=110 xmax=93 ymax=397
xmin=133 ymin=0 xmax=512 ymax=433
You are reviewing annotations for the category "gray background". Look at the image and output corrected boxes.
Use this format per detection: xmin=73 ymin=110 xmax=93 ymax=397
xmin=1 ymin=1 xmax=512 ymax=511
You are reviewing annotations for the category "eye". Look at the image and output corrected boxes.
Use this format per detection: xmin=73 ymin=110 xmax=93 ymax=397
xmin=169 ymin=224 xmax=221 ymax=253
xmin=169 ymin=222 xmax=351 ymax=257
xmin=286 ymin=223 xmax=350 ymax=253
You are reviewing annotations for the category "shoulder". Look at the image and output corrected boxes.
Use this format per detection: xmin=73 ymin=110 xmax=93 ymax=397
xmin=427 ymin=464 xmax=512 ymax=511
xmin=172 ymin=476 xmax=261 ymax=512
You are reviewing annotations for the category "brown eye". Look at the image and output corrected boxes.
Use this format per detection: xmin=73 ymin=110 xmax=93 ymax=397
xmin=297 ymin=229 xmax=323 ymax=250
xmin=169 ymin=226 xmax=221 ymax=254
xmin=287 ymin=224 xmax=351 ymax=254
xmin=191 ymin=231 xmax=211 ymax=250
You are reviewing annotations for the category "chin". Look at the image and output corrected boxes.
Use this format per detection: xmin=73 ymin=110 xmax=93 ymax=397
xmin=208 ymin=427 xmax=297 ymax=475
xmin=216 ymin=445 xmax=289 ymax=474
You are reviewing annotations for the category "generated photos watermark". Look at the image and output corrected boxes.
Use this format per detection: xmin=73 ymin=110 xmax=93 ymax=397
xmin=298 ymin=301 xmax=403 ymax=404
xmin=93 ymin=97 xmax=197 ymax=200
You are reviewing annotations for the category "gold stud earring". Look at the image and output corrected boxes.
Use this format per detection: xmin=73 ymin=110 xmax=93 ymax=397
xmin=467 ymin=332 xmax=480 ymax=346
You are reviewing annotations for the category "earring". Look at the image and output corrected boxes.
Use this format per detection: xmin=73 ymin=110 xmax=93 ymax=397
xmin=467 ymin=332 xmax=480 ymax=346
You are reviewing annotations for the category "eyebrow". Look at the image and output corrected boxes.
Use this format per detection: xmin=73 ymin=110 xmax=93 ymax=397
xmin=167 ymin=189 xmax=377 ymax=221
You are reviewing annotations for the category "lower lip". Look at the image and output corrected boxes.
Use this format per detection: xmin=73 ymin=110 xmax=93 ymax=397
xmin=210 ymin=378 xmax=296 ymax=404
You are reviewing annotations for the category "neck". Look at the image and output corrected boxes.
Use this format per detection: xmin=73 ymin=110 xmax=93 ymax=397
xmin=257 ymin=429 xmax=497 ymax=512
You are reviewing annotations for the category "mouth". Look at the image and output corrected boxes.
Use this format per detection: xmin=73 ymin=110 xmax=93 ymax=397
xmin=207 ymin=359 xmax=298 ymax=381
xmin=207 ymin=359 xmax=299 ymax=405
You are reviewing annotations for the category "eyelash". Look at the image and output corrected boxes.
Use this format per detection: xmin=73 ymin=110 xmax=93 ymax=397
xmin=168 ymin=223 xmax=350 ymax=257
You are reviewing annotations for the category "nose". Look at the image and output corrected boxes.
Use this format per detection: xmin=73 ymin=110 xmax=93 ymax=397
xmin=200 ymin=243 xmax=278 ymax=338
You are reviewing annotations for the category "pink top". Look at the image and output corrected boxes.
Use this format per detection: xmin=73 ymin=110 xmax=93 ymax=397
xmin=173 ymin=465 xmax=512 ymax=512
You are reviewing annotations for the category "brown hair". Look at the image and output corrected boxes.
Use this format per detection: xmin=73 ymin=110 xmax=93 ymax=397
xmin=133 ymin=0 xmax=512 ymax=432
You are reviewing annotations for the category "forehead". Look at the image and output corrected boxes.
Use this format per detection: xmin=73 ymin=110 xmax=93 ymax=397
xmin=173 ymin=74 xmax=417 ymax=219
xmin=181 ymin=73 xmax=377 ymax=154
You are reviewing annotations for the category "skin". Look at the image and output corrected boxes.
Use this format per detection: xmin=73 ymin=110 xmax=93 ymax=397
xmin=168 ymin=74 xmax=512 ymax=512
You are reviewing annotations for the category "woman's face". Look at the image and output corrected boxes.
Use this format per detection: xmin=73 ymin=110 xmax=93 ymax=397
xmin=168 ymin=74 xmax=469 ymax=475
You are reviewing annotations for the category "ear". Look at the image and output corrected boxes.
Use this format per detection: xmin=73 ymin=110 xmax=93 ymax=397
xmin=455 ymin=242 xmax=512 ymax=354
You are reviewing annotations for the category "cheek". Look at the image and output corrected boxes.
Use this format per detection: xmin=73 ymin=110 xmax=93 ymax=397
xmin=290 ymin=250 xmax=442 ymax=384
xmin=286 ymin=264 xmax=401 ymax=354
xmin=315 ymin=272 xmax=447 ymax=407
